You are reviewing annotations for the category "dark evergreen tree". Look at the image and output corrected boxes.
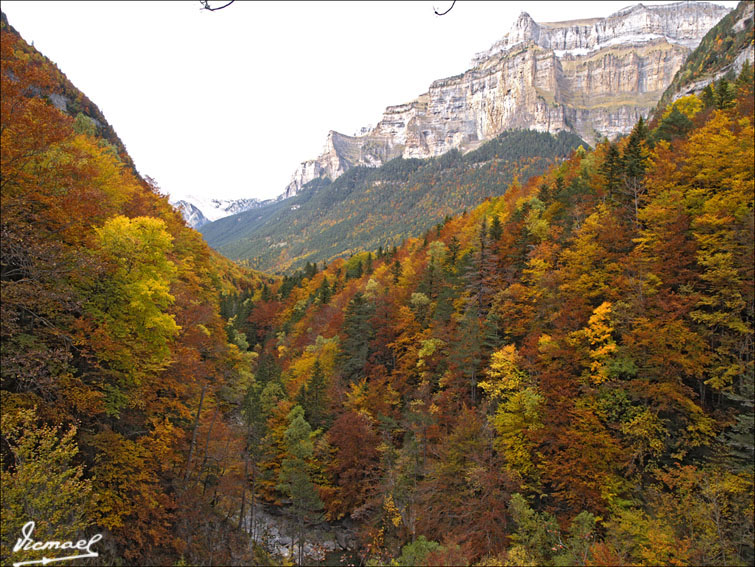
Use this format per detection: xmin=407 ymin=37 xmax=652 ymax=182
xmin=337 ymin=293 xmax=375 ymax=383
xmin=297 ymin=359 xmax=328 ymax=430
xmin=653 ymin=107 xmax=693 ymax=143
xmin=715 ymin=78 xmax=736 ymax=110
xmin=279 ymin=274 xmax=297 ymax=299
xmin=243 ymin=382 xmax=266 ymax=444
xmin=365 ymin=252 xmax=373 ymax=275
xmin=448 ymin=236 xmax=461 ymax=267
xmin=600 ymin=142 xmax=623 ymax=195
xmin=489 ymin=216 xmax=503 ymax=241
xmin=701 ymin=83 xmax=716 ymax=108
xmin=450 ymin=305 xmax=483 ymax=405
xmin=554 ymin=174 xmax=565 ymax=199
xmin=278 ymin=406 xmax=323 ymax=565
xmin=735 ymin=59 xmax=753 ymax=96
xmin=537 ymin=181 xmax=552 ymax=203
xmin=465 ymin=219 xmax=497 ymax=316
xmin=260 ymin=282 xmax=272 ymax=302
xmin=317 ymin=276 xmax=331 ymax=305
xmin=256 ymin=352 xmax=282 ymax=385
xmin=620 ymin=117 xmax=650 ymax=226
xmin=391 ymin=257 xmax=402 ymax=284
xmin=304 ymin=261 xmax=318 ymax=279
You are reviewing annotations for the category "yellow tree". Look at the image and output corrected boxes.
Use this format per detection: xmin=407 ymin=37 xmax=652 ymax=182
xmin=683 ymin=112 xmax=754 ymax=393
xmin=569 ymin=302 xmax=617 ymax=386
xmin=87 ymin=215 xmax=180 ymax=415
xmin=0 ymin=408 xmax=94 ymax=566
xmin=480 ymin=345 xmax=543 ymax=487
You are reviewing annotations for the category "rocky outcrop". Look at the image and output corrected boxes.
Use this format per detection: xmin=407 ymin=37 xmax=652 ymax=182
xmin=240 ymin=504 xmax=359 ymax=564
xmin=282 ymin=130 xmax=396 ymax=199
xmin=282 ymin=2 xmax=730 ymax=198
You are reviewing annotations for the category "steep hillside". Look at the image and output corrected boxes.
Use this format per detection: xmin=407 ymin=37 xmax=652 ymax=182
xmin=0 ymin=12 xmax=137 ymax=173
xmin=657 ymin=0 xmax=754 ymax=108
xmin=232 ymin=67 xmax=754 ymax=566
xmin=201 ymin=129 xmax=585 ymax=273
xmin=1 ymin=16 xmax=274 ymax=566
xmin=283 ymin=2 xmax=730 ymax=198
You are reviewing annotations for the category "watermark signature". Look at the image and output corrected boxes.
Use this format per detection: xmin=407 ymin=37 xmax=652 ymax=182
xmin=12 ymin=521 xmax=101 ymax=567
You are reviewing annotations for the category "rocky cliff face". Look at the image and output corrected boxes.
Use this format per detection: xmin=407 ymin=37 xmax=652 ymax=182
xmin=282 ymin=130 xmax=396 ymax=199
xmin=283 ymin=2 xmax=730 ymax=198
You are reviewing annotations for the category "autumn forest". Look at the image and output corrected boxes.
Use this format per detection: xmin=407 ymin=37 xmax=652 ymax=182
xmin=1 ymin=7 xmax=754 ymax=567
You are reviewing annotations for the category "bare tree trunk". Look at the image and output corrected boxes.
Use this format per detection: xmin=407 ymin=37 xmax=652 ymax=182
xmin=471 ymin=367 xmax=477 ymax=404
xmin=195 ymin=405 xmax=220 ymax=488
xmin=184 ymin=382 xmax=207 ymax=482
xmin=250 ymin=466 xmax=257 ymax=539
xmin=297 ymin=514 xmax=304 ymax=566
xmin=238 ymin=450 xmax=249 ymax=531
xmin=211 ymin=436 xmax=232 ymax=507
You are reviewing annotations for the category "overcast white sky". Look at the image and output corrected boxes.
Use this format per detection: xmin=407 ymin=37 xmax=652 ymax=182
xmin=2 ymin=1 xmax=737 ymax=202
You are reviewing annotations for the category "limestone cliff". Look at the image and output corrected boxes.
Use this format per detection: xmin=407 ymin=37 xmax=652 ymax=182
xmin=282 ymin=131 xmax=394 ymax=199
xmin=283 ymin=2 xmax=731 ymax=198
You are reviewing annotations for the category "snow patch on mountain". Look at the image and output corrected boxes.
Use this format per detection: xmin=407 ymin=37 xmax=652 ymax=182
xmin=171 ymin=194 xmax=272 ymax=229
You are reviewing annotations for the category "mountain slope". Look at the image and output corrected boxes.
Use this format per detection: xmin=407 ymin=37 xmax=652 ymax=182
xmin=0 ymin=11 xmax=137 ymax=173
xmin=232 ymin=70 xmax=754 ymax=566
xmin=657 ymin=0 xmax=754 ymax=108
xmin=1 ymin=15 xmax=272 ymax=566
xmin=282 ymin=1 xmax=730 ymax=198
xmin=201 ymin=129 xmax=586 ymax=273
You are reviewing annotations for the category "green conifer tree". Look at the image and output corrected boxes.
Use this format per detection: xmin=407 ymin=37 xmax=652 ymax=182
xmin=278 ymin=406 xmax=323 ymax=565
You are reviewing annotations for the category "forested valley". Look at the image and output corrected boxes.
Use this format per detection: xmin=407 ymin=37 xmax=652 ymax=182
xmin=200 ymin=129 xmax=586 ymax=274
xmin=2 ymin=10 xmax=754 ymax=567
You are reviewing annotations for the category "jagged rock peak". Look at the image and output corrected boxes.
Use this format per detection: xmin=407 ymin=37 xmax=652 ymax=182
xmin=472 ymin=1 xmax=731 ymax=63
xmin=515 ymin=12 xmax=538 ymax=34
xmin=173 ymin=200 xmax=209 ymax=229
xmin=282 ymin=131 xmax=348 ymax=199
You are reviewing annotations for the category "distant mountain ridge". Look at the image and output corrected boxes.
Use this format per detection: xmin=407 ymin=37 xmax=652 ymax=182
xmin=172 ymin=195 xmax=273 ymax=229
xmin=282 ymin=1 xmax=730 ymax=199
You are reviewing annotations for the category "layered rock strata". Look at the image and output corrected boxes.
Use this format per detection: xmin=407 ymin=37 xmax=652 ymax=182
xmin=282 ymin=2 xmax=731 ymax=198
